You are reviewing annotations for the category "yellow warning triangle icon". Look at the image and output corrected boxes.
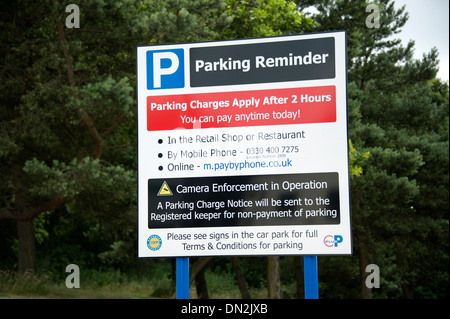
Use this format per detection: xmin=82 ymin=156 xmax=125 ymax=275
xmin=157 ymin=181 xmax=173 ymax=196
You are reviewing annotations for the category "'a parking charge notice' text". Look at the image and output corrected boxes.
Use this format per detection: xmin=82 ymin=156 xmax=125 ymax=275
xmin=148 ymin=172 xmax=340 ymax=228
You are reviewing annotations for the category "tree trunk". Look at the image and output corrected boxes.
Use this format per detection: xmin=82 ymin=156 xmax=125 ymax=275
xmin=357 ymin=233 xmax=372 ymax=299
xmin=189 ymin=257 xmax=213 ymax=285
xmin=402 ymin=284 xmax=414 ymax=299
xmin=231 ymin=257 xmax=251 ymax=299
xmin=17 ymin=219 xmax=35 ymax=274
xmin=267 ymin=256 xmax=281 ymax=299
xmin=294 ymin=256 xmax=303 ymax=299
xmin=194 ymin=267 xmax=209 ymax=299
xmin=352 ymin=183 xmax=373 ymax=299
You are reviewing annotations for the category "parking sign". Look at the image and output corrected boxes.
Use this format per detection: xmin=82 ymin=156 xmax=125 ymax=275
xmin=137 ymin=31 xmax=351 ymax=258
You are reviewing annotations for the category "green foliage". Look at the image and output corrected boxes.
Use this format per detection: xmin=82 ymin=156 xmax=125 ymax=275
xmin=33 ymin=212 xmax=51 ymax=245
xmin=137 ymin=0 xmax=228 ymax=43
xmin=22 ymin=157 xmax=135 ymax=209
xmin=349 ymin=140 xmax=371 ymax=177
xmin=221 ymin=0 xmax=316 ymax=39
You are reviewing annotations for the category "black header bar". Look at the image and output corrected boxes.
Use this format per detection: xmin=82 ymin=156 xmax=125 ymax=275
xmin=190 ymin=37 xmax=335 ymax=87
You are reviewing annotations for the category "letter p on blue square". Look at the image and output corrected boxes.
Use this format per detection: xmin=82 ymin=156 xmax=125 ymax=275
xmin=147 ymin=49 xmax=185 ymax=90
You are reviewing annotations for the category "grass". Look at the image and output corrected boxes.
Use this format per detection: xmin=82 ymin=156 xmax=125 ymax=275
xmin=0 ymin=288 xmax=145 ymax=299
xmin=0 ymin=268 xmax=161 ymax=299
xmin=0 ymin=268 xmax=268 ymax=299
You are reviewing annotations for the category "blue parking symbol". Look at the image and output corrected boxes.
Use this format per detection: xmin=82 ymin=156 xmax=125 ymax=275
xmin=147 ymin=49 xmax=185 ymax=90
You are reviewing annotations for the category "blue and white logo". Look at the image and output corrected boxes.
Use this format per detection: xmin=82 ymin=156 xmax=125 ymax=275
xmin=147 ymin=49 xmax=184 ymax=90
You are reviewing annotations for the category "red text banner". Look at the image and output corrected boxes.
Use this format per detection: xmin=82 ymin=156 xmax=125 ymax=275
xmin=147 ymin=86 xmax=336 ymax=131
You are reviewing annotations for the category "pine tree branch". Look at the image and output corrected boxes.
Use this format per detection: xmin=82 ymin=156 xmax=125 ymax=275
xmin=0 ymin=197 xmax=66 ymax=222
xmin=56 ymin=18 xmax=103 ymax=159
xmin=101 ymin=113 xmax=125 ymax=138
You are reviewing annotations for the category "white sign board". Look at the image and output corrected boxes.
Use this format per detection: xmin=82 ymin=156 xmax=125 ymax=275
xmin=137 ymin=31 xmax=351 ymax=257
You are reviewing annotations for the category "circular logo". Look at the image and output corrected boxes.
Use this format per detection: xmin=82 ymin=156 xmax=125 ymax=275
xmin=324 ymin=235 xmax=334 ymax=247
xmin=323 ymin=235 xmax=343 ymax=247
xmin=147 ymin=235 xmax=162 ymax=251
